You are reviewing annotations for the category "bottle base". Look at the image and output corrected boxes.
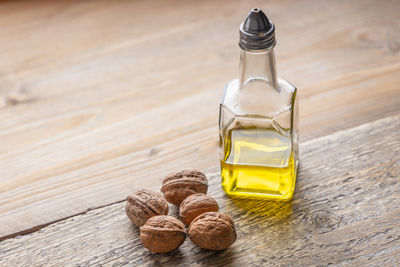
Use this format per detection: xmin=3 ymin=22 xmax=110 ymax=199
xmin=221 ymin=160 xmax=296 ymax=201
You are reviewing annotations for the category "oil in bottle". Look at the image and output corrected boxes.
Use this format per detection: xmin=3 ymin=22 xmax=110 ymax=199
xmin=221 ymin=126 xmax=296 ymax=200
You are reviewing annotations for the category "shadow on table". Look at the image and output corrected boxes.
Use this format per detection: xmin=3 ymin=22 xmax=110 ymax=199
xmin=148 ymin=244 xmax=237 ymax=266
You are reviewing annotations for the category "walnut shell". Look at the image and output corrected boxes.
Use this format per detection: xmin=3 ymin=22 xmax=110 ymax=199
xmin=140 ymin=215 xmax=186 ymax=253
xmin=188 ymin=212 xmax=236 ymax=250
xmin=125 ymin=189 xmax=169 ymax=227
xmin=161 ymin=169 xmax=208 ymax=205
xmin=179 ymin=193 xmax=219 ymax=225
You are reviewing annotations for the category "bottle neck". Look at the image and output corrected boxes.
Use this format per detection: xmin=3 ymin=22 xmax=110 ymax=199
xmin=238 ymin=48 xmax=279 ymax=91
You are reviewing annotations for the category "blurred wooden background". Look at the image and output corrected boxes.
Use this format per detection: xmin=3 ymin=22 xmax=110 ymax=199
xmin=0 ymin=0 xmax=399 ymax=265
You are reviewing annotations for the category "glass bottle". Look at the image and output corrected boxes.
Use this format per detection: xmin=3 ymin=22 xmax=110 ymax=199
xmin=219 ymin=8 xmax=298 ymax=201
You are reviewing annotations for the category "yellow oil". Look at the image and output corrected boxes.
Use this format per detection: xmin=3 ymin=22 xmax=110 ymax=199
xmin=221 ymin=128 xmax=296 ymax=200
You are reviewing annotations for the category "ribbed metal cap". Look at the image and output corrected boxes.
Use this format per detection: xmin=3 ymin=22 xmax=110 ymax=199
xmin=239 ymin=8 xmax=276 ymax=50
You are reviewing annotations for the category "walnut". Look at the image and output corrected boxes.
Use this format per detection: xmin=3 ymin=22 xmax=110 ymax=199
xmin=179 ymin=193 xmax=219 ymax=225
xmin=188 ymin=212 xmax=236 ymax=250
xmin=161 ymin=169 xmax=208 ymax=205
xmin=140 ymin=215 xmax=186 ymax=253
xmin=125 ymin=189 xmax=169 ymax=227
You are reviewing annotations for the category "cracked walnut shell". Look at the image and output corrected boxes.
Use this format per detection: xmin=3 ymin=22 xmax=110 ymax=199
xmin=179 ymin=193 xmax=219 ymax=225
xmin=125 ymin=189 xmax=169 ymax=227
xmin=161 ymin=169 xmax=208 ymax=205
xmin=140 ymin=215 xmax=186 ymax=253
xmin=188 ymin=212 xmax=236 ymax=250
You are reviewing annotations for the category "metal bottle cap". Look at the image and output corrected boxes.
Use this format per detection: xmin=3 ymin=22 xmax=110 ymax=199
xmin=239 ymin=8 xmax=276 ymax=50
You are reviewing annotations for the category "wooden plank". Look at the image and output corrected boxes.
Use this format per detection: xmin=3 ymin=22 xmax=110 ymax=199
xmin=0 ymin=115 xmax=399 ymax=266
xmin=1 ymin=0 xmax=400 ymax=239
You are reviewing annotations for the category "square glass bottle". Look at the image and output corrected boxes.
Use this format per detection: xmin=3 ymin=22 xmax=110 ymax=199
xmin=219 ymin=8 xmax=298 ymax=200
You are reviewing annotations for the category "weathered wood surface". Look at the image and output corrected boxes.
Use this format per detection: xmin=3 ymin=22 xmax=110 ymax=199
xmin=1 ymin=115 xmax=399 ymax=266
xmin=1 ymin=0 xmax=400 ymax=240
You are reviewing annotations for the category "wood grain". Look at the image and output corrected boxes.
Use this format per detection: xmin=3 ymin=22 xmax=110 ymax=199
xmin=1 ymin=0 xmax=400 ymax=239
xmin=0 ymin=115 xmax=399 ymax=266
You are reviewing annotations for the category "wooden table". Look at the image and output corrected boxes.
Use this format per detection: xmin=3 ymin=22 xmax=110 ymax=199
xmin=0 ymin=0 xmax=399 ymax=265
